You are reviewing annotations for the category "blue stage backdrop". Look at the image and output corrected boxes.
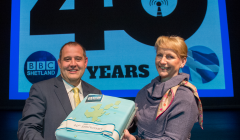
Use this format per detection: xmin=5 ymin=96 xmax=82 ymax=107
xmin=10 ymin=0 xmax=233 ymax=99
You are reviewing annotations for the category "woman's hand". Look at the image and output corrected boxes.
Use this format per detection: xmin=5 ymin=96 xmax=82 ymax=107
xmin=122 ymin=129 xmax=136 ymax=140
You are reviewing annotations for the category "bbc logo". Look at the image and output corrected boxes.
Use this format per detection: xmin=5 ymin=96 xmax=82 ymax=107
xmin=27 ymin=61 xmax=55 ymax=70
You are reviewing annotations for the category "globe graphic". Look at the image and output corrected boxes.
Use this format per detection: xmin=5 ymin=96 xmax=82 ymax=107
xmin=181 ymin=46 xmax=219 ymax=84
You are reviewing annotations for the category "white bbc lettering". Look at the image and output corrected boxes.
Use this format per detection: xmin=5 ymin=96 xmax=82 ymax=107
xmin=37 ymin=61 xmax=45 ymax=70
xmin=27 ymin=62 xmax=36 ymax=70
xmin=27 ymin=61 xmax=56 ymax=76
xmin=46 ymin=61 xmax=55 ymax=70
xmin=27 ymin=70 xmax=55 ymax=76
xmin=28 ymin=61 xmax=55 ymax=70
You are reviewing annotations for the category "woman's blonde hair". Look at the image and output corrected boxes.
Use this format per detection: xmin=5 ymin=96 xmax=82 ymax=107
xmin=155 ymin=36 xmax=188 ymax=58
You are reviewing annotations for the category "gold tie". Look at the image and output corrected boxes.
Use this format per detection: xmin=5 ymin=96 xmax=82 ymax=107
xmin=72 ymin=87 xmax=80 ymax=107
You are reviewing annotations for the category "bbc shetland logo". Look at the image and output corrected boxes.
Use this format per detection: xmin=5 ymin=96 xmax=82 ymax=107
xmin=24 ymin=51 xmax=58 ymax=84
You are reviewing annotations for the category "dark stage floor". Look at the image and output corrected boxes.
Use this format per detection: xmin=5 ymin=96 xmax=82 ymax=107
xmin=1 ymin=109 xmax=240 ymax=140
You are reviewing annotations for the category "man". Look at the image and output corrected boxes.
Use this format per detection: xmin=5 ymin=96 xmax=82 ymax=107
xmin=18 ymin=42 xmax=102 ymax=140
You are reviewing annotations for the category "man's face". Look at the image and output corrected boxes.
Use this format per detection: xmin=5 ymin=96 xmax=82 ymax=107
xmin=58 ymin=45 xmax=88 ymax=86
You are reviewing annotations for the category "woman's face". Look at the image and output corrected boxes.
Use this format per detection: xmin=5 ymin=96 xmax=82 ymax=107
xmin=155 ymin=48 xmax=186 ymax=82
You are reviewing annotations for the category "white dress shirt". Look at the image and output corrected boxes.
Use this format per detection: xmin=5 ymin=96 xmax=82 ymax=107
xmin=62 ymin=79 xmax=84 ymax=110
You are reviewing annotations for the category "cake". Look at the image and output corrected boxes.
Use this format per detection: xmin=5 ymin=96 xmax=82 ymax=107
xmin=55 ymin=94 xmax=136 ymax=140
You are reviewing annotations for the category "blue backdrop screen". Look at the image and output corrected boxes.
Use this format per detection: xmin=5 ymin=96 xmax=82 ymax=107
xmin=10 ymin=0 xmax=233 ymax=99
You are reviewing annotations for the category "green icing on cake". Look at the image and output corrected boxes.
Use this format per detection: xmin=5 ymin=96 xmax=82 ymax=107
xmin=91 ymin=104 xmax=102 ymax=110
xmin=113 ymin=106 xmax=119 ymax=109
xmin=104 ymin=103 xmax=113 ymax=110
xmin=84 ymin=102 xmax=120 ymax=122
xmin=84 ymin=104 xmax=106 ymax=122
xmin=115 ymin=101 xmax=121 ymax=105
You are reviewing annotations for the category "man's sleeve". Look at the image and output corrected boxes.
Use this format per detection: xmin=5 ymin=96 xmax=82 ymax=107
xmin=17 ymin=83 xmax=46 ymax=140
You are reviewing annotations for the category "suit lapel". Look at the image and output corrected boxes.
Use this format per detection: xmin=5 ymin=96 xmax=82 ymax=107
xmin=81 ymin=80 xmax=91 ymax=98
xmin=54 ymin=75 xmax=72 ymax=115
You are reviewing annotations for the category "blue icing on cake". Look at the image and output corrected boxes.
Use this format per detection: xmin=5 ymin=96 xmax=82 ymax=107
xmin=55 ymin=94 xmax=136 ymax=140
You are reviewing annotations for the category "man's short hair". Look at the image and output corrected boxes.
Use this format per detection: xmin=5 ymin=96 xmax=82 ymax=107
xmin=59 ymin=42 xmax=86 ymax=59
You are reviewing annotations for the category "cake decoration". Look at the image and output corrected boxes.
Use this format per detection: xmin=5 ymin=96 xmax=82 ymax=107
xmin=114 ymin=101 xmax=121 ymax=105
xmin=56 ymin=94 xmax=136 ymax=140
xmin=84 ymin=101 xmax=121 ymax=122
xmin=104 ymin=103 xmax=114 ymax=110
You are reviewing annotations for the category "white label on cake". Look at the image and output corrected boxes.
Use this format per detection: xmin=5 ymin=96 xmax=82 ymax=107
xmin=86 ymin=94 xmax=103 ymax=103
xmin=56 ymin=118 xmax=119 ymax=140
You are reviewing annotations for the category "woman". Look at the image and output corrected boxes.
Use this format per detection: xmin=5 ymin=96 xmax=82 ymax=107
xmin=123 ymin=36 xmax=203 ymax=140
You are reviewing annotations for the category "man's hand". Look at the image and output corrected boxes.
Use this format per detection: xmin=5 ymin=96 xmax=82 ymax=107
xmin=122 ymin=129 xmax=136 ymax=140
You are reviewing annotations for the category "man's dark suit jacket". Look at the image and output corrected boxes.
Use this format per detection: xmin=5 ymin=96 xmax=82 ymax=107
xmin=17 ymin=75 xmax=102 ymax=140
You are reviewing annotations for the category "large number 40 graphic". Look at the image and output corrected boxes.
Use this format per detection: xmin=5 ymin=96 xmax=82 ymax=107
xmin=30 ymin=0 xmax=207 ymax=50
